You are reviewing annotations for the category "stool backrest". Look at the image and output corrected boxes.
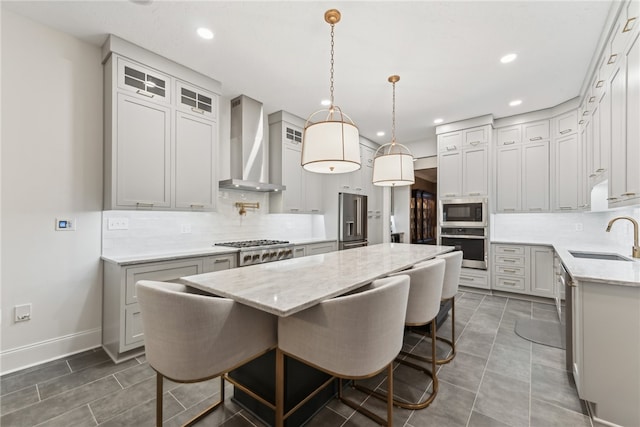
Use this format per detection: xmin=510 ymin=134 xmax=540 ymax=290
xmin=437 ymin=251 xmax=463 ymax=300
xmin=278 ymin=275 xmax=410 ymax=378
xmin=391 ymin=258 xmax=445 ymax=325
xmin=136 ymin=280 xmax=276 ymax=382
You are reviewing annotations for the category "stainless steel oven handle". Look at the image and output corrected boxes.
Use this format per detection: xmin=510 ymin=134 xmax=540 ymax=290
xmin=440 ymin=234 xmax=486 ymax=239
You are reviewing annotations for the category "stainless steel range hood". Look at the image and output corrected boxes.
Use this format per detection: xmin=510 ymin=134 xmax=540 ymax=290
xmin=219 ymin=95 xmax=286 ymax=192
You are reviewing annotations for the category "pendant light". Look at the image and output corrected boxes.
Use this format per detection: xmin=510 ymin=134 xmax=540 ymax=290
xmin=301 ymin=9 xmax=361 ymax=174
xmin=372 ymin=75 xmax=415 ymax=186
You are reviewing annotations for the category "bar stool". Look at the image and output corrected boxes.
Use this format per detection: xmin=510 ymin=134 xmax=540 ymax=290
xmin=136 ymin=281 xmax=277 ymax=427
xmin=356 ymin=258 xmax=445 ymax=410
xmin=276 ymin=275 xmax=410 ymax=427
xmin=433 ymin=250 xmax=463 ymax=364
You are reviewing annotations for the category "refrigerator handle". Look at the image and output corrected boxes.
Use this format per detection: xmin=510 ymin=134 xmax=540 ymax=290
xmin=356 ymin=197 xmax=362 ymax=236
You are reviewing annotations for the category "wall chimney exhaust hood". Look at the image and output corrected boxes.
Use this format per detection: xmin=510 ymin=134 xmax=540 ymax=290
xmin=219 ymin=95 xmax=286 ymax=192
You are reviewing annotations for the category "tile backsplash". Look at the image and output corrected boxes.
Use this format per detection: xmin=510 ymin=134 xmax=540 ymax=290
xmin=102 ymin=190 xmax=326 ymax=257
xmin=491 ymin=207 xmax=640 ymax=253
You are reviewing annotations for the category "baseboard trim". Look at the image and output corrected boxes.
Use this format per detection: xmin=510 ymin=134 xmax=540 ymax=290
xmin=0 ymin=327 xmax=102 ymax=375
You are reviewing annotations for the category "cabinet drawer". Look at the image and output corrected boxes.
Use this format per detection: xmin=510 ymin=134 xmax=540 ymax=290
xmin=307 ymin=241 xmax=337 ymax=256
xmin=494 ymin=245 xmax=525 ymax=256
xmin=125 ymin=260 xmax=203 ymax=305
xmin=458 ymin=270 xmax=489 ymax=289
xmin=523 ymin=120 xmax=549 ymax=142
xmin=497 ymin=125 xmax=521 ymax=146
xmin=496 ymin=265 xmax=525 ymax=276
xmin=117 ymin=57 xmax=171 ymax=104
xmin=494 ymin=275 xmax=526 ymax=291
xmin=494 ymin=255 xmax=525 ymax=267
xmin=124 ymin=304 xmax=144 ymax=349
xmin=203 ymin=254 xmax=236 ymax=272
xmin=176 ymin=80 xmax=217 ymax=120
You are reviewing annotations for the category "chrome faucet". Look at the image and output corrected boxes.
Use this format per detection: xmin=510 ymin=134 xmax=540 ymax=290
xmin=606 ymin=216 xmax=640 ymax=259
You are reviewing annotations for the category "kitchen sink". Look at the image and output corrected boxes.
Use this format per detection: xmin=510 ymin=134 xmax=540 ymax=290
xmin=568 ymin=250 xmax=632 ymax=262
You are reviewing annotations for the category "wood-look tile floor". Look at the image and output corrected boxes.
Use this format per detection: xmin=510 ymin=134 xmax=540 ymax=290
xmin=0 ymin=290 xmax=594 ymax=427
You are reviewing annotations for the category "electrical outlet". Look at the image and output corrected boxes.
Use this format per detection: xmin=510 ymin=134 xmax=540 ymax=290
xmin=180 ymin=224 xmax=192 ymax=234
xmin=108 ymin=218 xmax=129 ymax=230
xmin=575 ymin=223 xmax=583 ymax=231
xmin=15 ymin=304 xmax=31 ymax=322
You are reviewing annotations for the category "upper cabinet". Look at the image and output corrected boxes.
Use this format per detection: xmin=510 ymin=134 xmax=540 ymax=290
xmin=103 ymin=37 xmax=221 ymax=211
xmin=269 ymin=112 xmax=325 ymax=214
xmin=494 ymin=121 xmax=550 ymax=212
xmin=437 ymin=125 xmax=490 ymax=199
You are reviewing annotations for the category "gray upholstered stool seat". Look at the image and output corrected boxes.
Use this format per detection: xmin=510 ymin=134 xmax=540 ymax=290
xmin=431 ymin=250 xmax=463 ymax=364
xmin=136 ymin=280 xmax=277 ymax=427
xmin=355 ymin=258 xmax=446 ymax=409
xmin=276 ymin=275 xmax=410 ymax=427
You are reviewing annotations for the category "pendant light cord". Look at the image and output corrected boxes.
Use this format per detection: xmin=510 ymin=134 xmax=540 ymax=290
xmin=329 ymin=23 xmax=335 ymax=108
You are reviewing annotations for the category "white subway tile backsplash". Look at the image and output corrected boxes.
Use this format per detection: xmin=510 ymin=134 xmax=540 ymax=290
xmin=102 ymin=191 xmax=326 ymax=257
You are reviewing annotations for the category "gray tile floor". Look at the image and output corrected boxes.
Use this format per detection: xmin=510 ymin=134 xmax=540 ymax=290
xmin=0 ymin=290 xmax=593 ymax=427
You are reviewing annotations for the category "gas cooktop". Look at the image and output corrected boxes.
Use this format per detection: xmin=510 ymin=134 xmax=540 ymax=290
xmin=214 ymin=239 xmax=290 ymax=249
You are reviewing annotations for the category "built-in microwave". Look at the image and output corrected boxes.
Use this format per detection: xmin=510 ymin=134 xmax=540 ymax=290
xmin=440 ymin=198 xmax=487 ymax=227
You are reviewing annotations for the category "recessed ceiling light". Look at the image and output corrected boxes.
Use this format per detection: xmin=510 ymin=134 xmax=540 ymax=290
xmin=376 ymin=131 xmax=385 ymax=137
xmin=197 ymin=28 xmax=214 ymax=40
xmin=509 ymin=99 xmax=522 ymax=107
xmin=433 ymin=118 xmax=444 ymax=124
xmin=500 ymin=53 xmax=517 ymax=64
xmin=320 ymin=99 xmax=331 ymax=106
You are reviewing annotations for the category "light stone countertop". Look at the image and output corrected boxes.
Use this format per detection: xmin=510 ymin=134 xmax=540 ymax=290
xmin=101 ymin=246 xmax=239 ymax=266
xmin=180 ymin=243 xmax=455 ymax=317
xmin=490 ymin=239 xmax=640 ymax=287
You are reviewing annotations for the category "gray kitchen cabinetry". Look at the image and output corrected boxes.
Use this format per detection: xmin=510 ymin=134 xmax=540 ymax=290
xmin=269 ymin=111 xmax=324 ymax=213
xmin=103 ymin=36 xmax=221 ymax=211
xmin=495 ymin=121 xmax=550 ymax=213
xmin=292 ymin=240 xmax=338 ymax=258
xmin=437 ymin=125 xmax=490 ymax=199
xmin=458 ymin=268 xmax=489 ymax=290
xmin=102 ymin=253 xmax=236 ymax=363
xmin=491 ymin=243 xmax=555 ymax=299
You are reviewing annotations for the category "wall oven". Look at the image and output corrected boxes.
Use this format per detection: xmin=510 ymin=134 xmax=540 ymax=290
xmin=440 ymin=198 xmax=487 ymax=227
xmin=440 ymin=227 xmax=488 ymax=269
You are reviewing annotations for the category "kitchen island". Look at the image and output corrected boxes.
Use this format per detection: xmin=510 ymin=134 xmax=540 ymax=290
xmin=180 ymin=243 xmax=455 ymax=427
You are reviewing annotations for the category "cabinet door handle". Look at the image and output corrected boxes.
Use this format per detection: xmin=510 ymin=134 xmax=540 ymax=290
xmin=608 ymin=54 xmax=618 ymax=64
xmin=445 ymin=193 xmax=457 ymax=197
xmin=529 ymin=207 xmax=543 ymax=211
xmin=559 ymin=206 xmax=573 ymax=210
xmin=468 ymin=192 xmax=481 ymax=196
xmin=578 ymin=120 xmax=585 ymax=125
xmin=504 ymin=259 xmax=517 ymax=263
xmin=623 ymin=17 xmax=636 ymax=33
xmin=606 ymin=197 xmax=618 ymax=201
xmin=595 ymin=80 xmax=604 ymax=88
xmin=622 ymin=192 xmax=636 ymax=196
xmin=588 ymin=96 xmax=596 ymax=103
xmin=469 ymin=141 xmax=481 ymax=146
xmin=446 ymin=145 xmax=457 ymax=151
xmin=136 ymin=202 xmax=154 ymax=207
xmin=503 ymin=269 xmax=517 ymax=273
xmin=595 ymin=168 xmax=605 ymax=172
xmin=136 ymin=89 xmax=155 ymax=98
xmin=529 ymin=136 xmax=543 ymax=141
xmin=190 ymin=204 xmax=204 ymax=208
xmin=290 ymin=208 xmax=300 ymax=212
xmin=582 ymin=110 xmax=590 ymax=116
xmin=503 ymin=208 xmax=516 ymax=211
xmin=589 ymin=173 xmax=597 ymax=177
xmin=214 ymin=259 xmax=228 ymax=264
xmin=460 ymin=276 xmax=474 ymax=281
xmin=503 ymin=281 xmax=517 ymax=286
xmin=503 ymin=141 xmax=516 ymax=145
xmin=190 ymin=107 xmax=205 ymax=115
xmin=559 ymin=129 xmax=572 ymax=134
xmin=503 ymin=249 xmax=517 ymax=252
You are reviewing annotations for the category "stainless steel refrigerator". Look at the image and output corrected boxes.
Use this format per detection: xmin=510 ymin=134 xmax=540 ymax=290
xmin=338 ymin=193 xmax=368 ymax=250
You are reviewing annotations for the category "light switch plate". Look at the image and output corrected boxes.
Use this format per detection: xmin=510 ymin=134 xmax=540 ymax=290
xmin=108 ymin=218 xmax=129 ymax=230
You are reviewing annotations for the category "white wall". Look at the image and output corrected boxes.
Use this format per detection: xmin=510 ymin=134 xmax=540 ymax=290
xmin=405 ymin=136 xmax=437 ymax=159
xmin=1 ymin=10 xmax=103 ymax=374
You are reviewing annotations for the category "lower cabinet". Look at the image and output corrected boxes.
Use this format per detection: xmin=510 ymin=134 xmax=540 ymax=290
xmin=458 ymin=268 xmax=489 ymax=290
xmin=102 ymin=253 xmax=236 ymax=363
xmin=293 ymin=240 xmax=338 ymax=258
xmin=491 ymin=243 xmax=555 ymax=298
